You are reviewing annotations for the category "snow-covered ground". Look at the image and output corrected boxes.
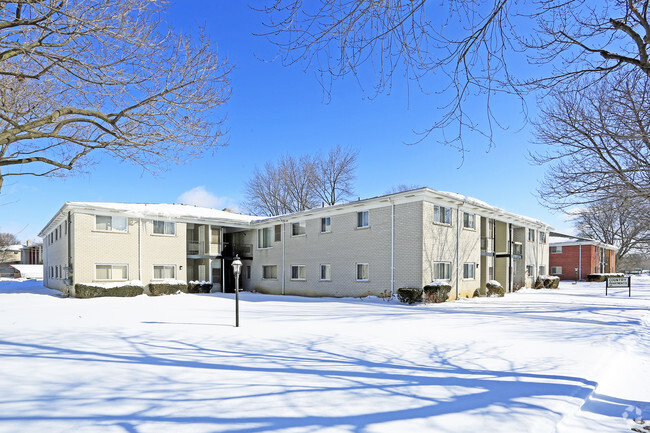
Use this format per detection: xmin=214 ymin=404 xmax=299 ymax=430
xmin=0 ymin=277 xmax=649 ymax=433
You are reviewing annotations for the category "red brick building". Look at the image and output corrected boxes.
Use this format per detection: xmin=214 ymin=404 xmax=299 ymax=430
xmin=549 ymin=239 xmax=617 ymax=280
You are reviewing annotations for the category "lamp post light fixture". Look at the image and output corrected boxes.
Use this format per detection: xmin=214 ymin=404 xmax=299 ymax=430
xmin=231 ymin=254 xmax=242 ymax=327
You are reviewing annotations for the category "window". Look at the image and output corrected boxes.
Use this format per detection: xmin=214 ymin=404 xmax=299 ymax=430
xmin=64 ymin=221 xmax=68 ymax=235
xmin=539 ymin=266 xmax=546 ymax=276
xmin=292 ymin=222 xmax=306 ymax=236
xmin=356 ymin=263 xmax=369 ymax=281
xmin=262 ymin=265 xmax=277 ymax=279
xmin=357 ymin=211 xmax=369 ymax=228
xmin=291 ymin=265 xmax=306 ymax=280
xmin=95 ymin=215 xmax=128 ymax=232
xmin=526 ymin=265 xmax=534 ymax=276
xmin=528 ymin=229 xmax=535 ymax=242
xmin=153 ymin=265 xmax=176 ymax=280
xmin=463 ymin=263 xmax=475 ymax=279
xmin=551 ymin=266 xmax=562 ymax=275
xmin=551 ymin=246 xmax=563 ymax=254
xmin=463 ymin=212 xmax=475 ymax=229
xmin=258 ymin=227 xmax=273 ymax=248
xmin=55 ymin=266 xmax=59 ymax=279
xmin=540 ymin=231 xmax=547 ymax=243
xmin=274 ymin=224 xmax=282 ymax=242
xmin=434 ymin=205 xmax=451 ymax=225
xmin=433 ymin=262 xmax=451 ymax=280
xmin=320 ymin=264 xmax=331 ymax=281
xmin=321 ymin=217 xmax=331 ymax=233
xmin=246 ymin=265 xmax=251 ymax=279
xmin=153 ymin=220 xmax=175 ymax=235
xmin=95 ymin=264 xmax=128 ymax=281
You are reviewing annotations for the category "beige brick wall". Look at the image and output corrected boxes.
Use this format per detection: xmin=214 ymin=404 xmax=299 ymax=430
xmin=43 ymin=219 xmax=69 ymax=291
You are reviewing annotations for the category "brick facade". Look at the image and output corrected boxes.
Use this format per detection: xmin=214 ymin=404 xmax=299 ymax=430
xmin=549 ymin=242 xmax=617 ymax=280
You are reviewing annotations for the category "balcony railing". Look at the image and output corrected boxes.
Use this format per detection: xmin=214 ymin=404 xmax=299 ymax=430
xmin=187 ymin=241 xmax=223 ymax=256
xmin=481 ymin=237 xmax=494 ymax=252
xmin=222 ymin=242 xmax=253 ymax=258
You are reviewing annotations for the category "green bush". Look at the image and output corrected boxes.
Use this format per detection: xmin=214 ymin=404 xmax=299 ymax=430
xmin=148 ymin=283 xmax=188 ymax=296
xmin=423 ymin=283 xmax=452 ymax=303
xmin=187 ymin=282 xmax=213 ymax=293
xmin=587 ymin=273 xmax=624 ymax=282
xmin=534 ymin=276 xmax=560 ymax=289
xmin=74 ymin=284 xmax=144 ymax=299
xmin=397 ymin=287 xmax=423 ymax=304
xmin=486 ymin=281 xmax=505 ymax=297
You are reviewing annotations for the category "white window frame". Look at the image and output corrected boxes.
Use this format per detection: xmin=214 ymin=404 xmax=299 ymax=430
xmin=551 ymin=266 xmax=562 ymax=275
xmin=321 ymin=217 xmax=331 ymax=233
xmin=95 ymin=263 xmax=129 ymax=281
xmin=356 ymin=263 xmax=369 ymax=281
xmin=463 ymin=262 xmax=475 ymax=280
xmin=540 ymin=231 xmax=547 ymax=243
xmin=463 ymin=212 xmax=475 ymax=230
xmin=152 ymin=264 xmax=176 ymax=280
xmin=434 ymin=205 xmax=452 ymax=225
xmin=95 ymin=215 xmax=128 ymax=233
xmin=262 ymin=265 xmax=278 ymax=280
xmin=257 ymin=227 xmax=274 ymax=249
xmin=539 ymin=265 xmax=546 ymax=276
xmin=528 ymin=229 xmax=536 ymax=242
xmin=291 ymin=222 xmax=306 ymax=237
xmin=433 ymin=261 xmax=452 ymax=280
xmin=153 ymin=220 xmax=176 ymax=236
xmin=551 ymin=246 xmax=563 ymax=254
xmin=526 ymin=265 xmax=534 ymax=276
xmin=357 ymin=211 xmax=369 ymax=228
xmin=290 ymin=265 xmax=306 ymax=281
xmin=320 ymin=264 xmax=331 ymax=281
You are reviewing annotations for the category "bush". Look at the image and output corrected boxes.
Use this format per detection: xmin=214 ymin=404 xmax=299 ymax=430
xmin=587 ymin=273 xmax=624 ymax=282
xmin=534 ymin=276 xmax=560 ymax=289
xmin=74 ymin=284 xmax=144 ymax=299
xmin=397 ymin=287 xmax=423 ymax=304
xmin=423 ymin=282 xmax=452 ymax=303
xmin=473 ymin=289 xmax=481 ymax=298
xmin=148 ymin=282 xmax=188 ymax=296
xmin=187 ymin=282 xmax=213 ymax=293
xmin=486 ymin=280 xmax=505 ymax=297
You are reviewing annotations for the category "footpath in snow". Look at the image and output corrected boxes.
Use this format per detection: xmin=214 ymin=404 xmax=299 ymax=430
xmin=0 ymin=277 xmax=648 ymax=433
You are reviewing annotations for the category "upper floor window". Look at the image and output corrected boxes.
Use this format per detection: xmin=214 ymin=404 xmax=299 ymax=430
xmin=463 ymin=212 xmax=475 ymax=229
xmin=540 ymin=231 xmax=547 ymax=243
xmin=321 ymin=217 xmax=331 ymax=233
xmin=258 ymin=227 xmax=273 ymax=248
xmin=434 ymin=205 xmax=451 ymax=225
xmin=528 ymin=229 xmax=536 ymax=242
xmin=292 ymin=222 xmax=306 ymax=236
xmin=95 ymin=215 xmax=127 ymax=232
xmin=153 ymin=220 xmax=175 ymax=235
xmin=274 ymin=224 xmax=282 ymax=242
xmin=551 ymin=246 xmax=562 ymax=254
xmin=357 ymin=211 xmax=369 ymax=228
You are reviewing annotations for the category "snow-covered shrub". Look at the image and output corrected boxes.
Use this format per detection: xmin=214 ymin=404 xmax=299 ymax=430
xmin=423 ymin=281 xmax=452 ymax=303
xmin=473 ymin=289 xmax=481 ymax=298
xmin=486 ymin=280 xmax=505 ymax=297
xmin=187 ymin=281 xmax=212 ymax=293
xmin=148 ymin=281 xmax=188 ymax=296
xmin=74 ymin=283 xmax=144 ymax=298
xmin=534 ymin=275 xmax=560 ymax=289
xmin=397 ymin=287 xmax=423 ymax=304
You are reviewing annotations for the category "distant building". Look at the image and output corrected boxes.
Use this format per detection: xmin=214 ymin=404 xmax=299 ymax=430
xmin=39 ymin=188 xmax=554 ymax=298
xmin=21 ymin=241 xmax=43 ymax=265
xmin=549 ymin=237 xmax=618 ymax=280
xmin=0 ymin=244 xmax=22 ymax=278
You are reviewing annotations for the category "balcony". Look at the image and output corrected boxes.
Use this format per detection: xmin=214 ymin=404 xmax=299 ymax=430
xmin=222 ymin=242 xmax=253 ymax=258
xmin=481 ymin=237 xmax=494 ymax=252
xmin=187 ymin=241 xmax=222 ymax=256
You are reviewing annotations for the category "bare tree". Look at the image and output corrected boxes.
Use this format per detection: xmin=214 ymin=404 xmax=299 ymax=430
xmin=0 ymin=0 xmax=231 ymax=193
xmin=572 ymin=197 xmax=650 ymax=260
xmin=533 ymin=69 xmax=650 ymax=208
xmin=314 ymin=145 xmax=358 ymax=205
xmin=258 ymin=1 xmax=650 ymax=149
xmin=244 ymin=147 xmax=358 ymax=216
xmin=0 ymin=232 xmax=20 ymax=262
xmin=385 ymin=184 xmax=424 ymax=195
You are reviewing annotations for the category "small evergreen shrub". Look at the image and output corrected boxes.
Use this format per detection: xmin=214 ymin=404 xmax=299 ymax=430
xmin=397 ymin=287 xmax=423 ymax=304
xmin=74 ymin=284 xmax=144 ymax=299
xmin=148 ymin=282 xmax=188 ymax=296
xmin=586 ymin=273 xmax=624 ymax=282
xmin=187 ymin=282 xmax=213 ymax=293
xmin=473 ymin=289 xmax=481 ymax=298
xmin=423 ymin=282 xmax=452 ymax=303
xmin=486 ymin=280 xmax=505 ymax=297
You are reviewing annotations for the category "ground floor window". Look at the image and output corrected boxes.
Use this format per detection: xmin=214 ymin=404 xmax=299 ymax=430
xmin=153 ymin=265 xmax=176 ymax=280
xmin=539 ymin=266 xmax=546 ymax=275
xmin=551 ymin=266 xmax=562 ymax=275
xmin=95 ymin=264 xmax=128 ymax=281
xmin=526 ymin=265 xmax=534 ymax=276
xmin=433 ymin=262 xmax=451 ymax=280
xmin=291 ymin=265 xmax=306 ymax=280
xmin=463 ymin=263 xmax=475 ymax=279
xmin=262 ymin=265 xmax=277 ymax=279
xmin=356 ymin=263 xmax=369 ymax=281
xmin=320 ymin=264 xmax=331 ymax=281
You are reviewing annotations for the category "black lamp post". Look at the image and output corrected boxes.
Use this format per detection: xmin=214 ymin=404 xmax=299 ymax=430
xmin=231 ymin=254 xmax=242 ymax=327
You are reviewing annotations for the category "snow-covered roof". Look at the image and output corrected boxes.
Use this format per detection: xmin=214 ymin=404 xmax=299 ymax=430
xmin=8 ymin=264 xmax=43 ymax=279
xmin=549 ymin=236 xmax=618 ymax=251
xmin=0 ymin=244 xmax=22 ymax=252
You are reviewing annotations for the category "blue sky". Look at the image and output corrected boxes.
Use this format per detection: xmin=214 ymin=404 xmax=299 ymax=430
xmin=0 ymin=1 xmax=572 ymax=242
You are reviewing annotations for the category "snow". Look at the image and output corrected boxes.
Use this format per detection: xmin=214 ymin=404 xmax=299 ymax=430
xmin=7 ymin=264 xmax=42 ymax=279
xmin=1 ymin=277 xmax=649 ymax=433
xmin=78 ymin=280 xmax=144 ymax=288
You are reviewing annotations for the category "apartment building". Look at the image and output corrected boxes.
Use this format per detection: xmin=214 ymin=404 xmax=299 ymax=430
xmin=549 ymin=238 xmax=618 ymax=280
xmin=39 ymin=188 xmax=553 ymax=299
